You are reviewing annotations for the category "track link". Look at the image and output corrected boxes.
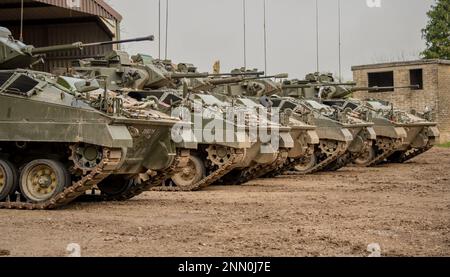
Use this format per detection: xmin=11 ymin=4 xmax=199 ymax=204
xmin=285 ymin=141 xmax=349 ymax=175
xmin=0 ymin=148 xmax=123 ymax=210
xmin=324 ymin=152 xmax=355 ymax=172
xmin=233 ymin=149 xmax=289 ymax=185
xmin=151 ymin=149 xmax=246 ymax=192
xmin=80 ymin=151 xmax=190 ymax=202
xmin=264 ymin=146 xmax=315 ymax=178
xmin=389 ymin=142 xmax=434 ymax=164
xmin=366 ymin=138 xmax=403 ymax=167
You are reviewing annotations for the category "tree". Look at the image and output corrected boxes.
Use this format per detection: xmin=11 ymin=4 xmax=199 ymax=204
xmin=421 ymin=0 xmax=450 ymax=60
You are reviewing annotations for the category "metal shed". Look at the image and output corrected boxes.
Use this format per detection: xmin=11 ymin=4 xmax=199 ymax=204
xmin=0 ymin=0 xmax=122 ymax=73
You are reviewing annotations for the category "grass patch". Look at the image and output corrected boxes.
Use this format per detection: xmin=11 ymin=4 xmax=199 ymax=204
xmin=438 ymin=142 xmax=450 ymax=148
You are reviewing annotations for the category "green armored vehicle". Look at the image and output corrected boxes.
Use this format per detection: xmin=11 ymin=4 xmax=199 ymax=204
xmin=298 ymin=72 xmax=439 ymax=165
xmin=342 ymin=99 xmax=439 ymax=164
xmin=174 ymin=66 xmax=318 ymax=180
xmin=211 ymin=70 xmax=375 ymax=174
xmin=199 ymin=70 xmax=318 ymax=177
xmin=0 ymin=27 xmax=192 ymax=209
xmin=282 ymin=79 xmax=378 ymax=170
xmin=270 ymin=97 xmax=360 ymax=173
xmin=70 ymin=52 xmax=295 ymax=190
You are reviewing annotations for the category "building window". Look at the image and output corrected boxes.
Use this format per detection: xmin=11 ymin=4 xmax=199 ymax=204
xmin=410 ymin=69 xmax=423 ymax=90
xmin=368 ymin=71 xmax=394 ymax=92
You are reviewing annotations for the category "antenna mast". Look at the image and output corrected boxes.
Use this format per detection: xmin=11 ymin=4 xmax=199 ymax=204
xmin=243 ymin=0 xmax=247 ymax=69
xmin=165 ymin=0 xmax=169 ymax=60
xmin=315 ymin=0 xmax=320 ymax=73
xmin=20 ymin=0 xmax=24 ymax=41
xmin=338 ymin=0 xmax=342 ymax=81
xmin=158 ymin=0 xmax=161 ymax=59
xmin=263 ymin=0 xmax=268 ymax=74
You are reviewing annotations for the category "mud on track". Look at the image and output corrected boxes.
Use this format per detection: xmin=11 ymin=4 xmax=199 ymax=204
xmin=1 ymin=148 xmax=449 ymax=257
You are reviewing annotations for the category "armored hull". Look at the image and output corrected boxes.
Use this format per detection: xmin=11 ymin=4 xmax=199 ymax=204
xmin=210 ymin=76 xmax=320 ymax=177
xmin=70 ymin=54 xmax=300 ymax=189
xmin=323 ymin=98 xmax=439 ymax=166
xmin=282 ymin=72 xmax=439 ymax=166
xmin=270 ymin=97 xmax=355 ymax=173
xmin=125 ymin=89 xmax=292 ymax=189
xmin=364 ymin=100 xmax=439 ymax=164
xmin=0 ymin=70 xmax=190 ymax=209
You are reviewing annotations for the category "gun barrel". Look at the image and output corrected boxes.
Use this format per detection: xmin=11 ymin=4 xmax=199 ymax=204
xmin=30 ymin=35 xmax=154 ymax=55
xmin=282 ymin=82 xmax=357 ymax=89
xmin=351 ymin=85 xmax=419 ymax=92
xmin=31 ymin=42 xmax=84 ymax=55
xmin=82 ymin=35 xmax=155 ymax=47
xmin=209 ymin=71 xmax=265 ymax=77
xmin=208 ymin=76 xmax=245 ymax=85
xmin=282 ymin=84 xmax=312 ymax=89
xmin=209 ymin=73 xmax=288 ymax=86
xmin=166 ymin=72 xmax=210 ymax=79
xmin=332 ymin=82 xmax=357 ymax=86
xmin=351 ymin=86 xmax=392 ymax=92
xmin=261 ymin=73 xmax=289 ymax=79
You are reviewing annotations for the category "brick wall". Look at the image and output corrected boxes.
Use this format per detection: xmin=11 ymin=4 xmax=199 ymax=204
xmin=352 ymin=61 xmax=450 ymax=143
xmin=437 ymin=64 xmax=450 ymax=142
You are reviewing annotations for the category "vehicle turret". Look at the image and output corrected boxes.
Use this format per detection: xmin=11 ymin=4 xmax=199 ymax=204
xmin=0 ymin=26 xmax=153 ymax=70
xmin=282 ymin=73 xmax=418 ymax=99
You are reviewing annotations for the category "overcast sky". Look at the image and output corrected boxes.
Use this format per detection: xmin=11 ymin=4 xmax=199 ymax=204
xmin=105 ymin=0 xmax=434 ymax=80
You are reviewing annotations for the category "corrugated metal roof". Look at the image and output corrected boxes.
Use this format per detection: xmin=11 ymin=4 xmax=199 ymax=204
xmin=0 ymin=6 xmax=89 ymax=21
xmin=0 ymin=0 xmax=122 ymax=21
xmin=35 ymin=0 xmax=122 ymax=21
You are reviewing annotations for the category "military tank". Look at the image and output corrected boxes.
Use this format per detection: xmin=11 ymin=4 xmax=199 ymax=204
xmin=282 ymin=78 xmax=378 ymax=170
xmin=357 ymin=99 xmax=439 ymax=164
xmin=0 ymin=27 xmax=153 ymax=70
xmin=210 ymin=69 xmax=372 ymax=174
xmin=175 ymin=70 xmax=312 ymax=182
xmin=269 ymin=96 xmax=355 ymax=173
xmin=69 ymin=52 xmax=295 ymax=190
xmin=202 ymin=69 xmax=319 ymax=177
xmin=296 ymin=72 xmax=440 ymax=165
xmin=0 ymin=27 xmax=193 ymax=209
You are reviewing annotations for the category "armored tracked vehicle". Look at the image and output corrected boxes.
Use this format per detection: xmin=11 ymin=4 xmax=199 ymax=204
xmin=70 ymin=52 xmax=295 ymax=190
xmin=282 ymin=79 xmax=377 ymax=170
xmin=270 ymin=97 xmax=356 ymax=173
xmin=0 ymin=27 xmax=192 ymax=209
xmin=211 ymin=69 xmax=372 ymax=174
xmin=173 ymin=66 xmax=312 ymax=181
xmin=296 ymin=72 xmax=440 ymax=165
xmin=204 ymin=70 xmax=319 ymax=177
xmin=348 ymin=99 xmax=438 ymax=164
xmin=0 ymin=70 xmax=192 ymax=209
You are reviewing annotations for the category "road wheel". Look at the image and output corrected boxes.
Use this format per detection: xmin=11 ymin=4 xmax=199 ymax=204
xmin=98 ymin=175 xmax=135 ymax=199
xmin=0 ymin=159 xmax=17 ymax=201
xmin=19 ymin=159 xmax=69 ymax=203
xmin=354 ymin=146 xmax=376 ymax=166
xmin=171 ymin=155 xmax=205 ymax=189
xmin=294 ymin=153 xmax=317 ymax=173
xmin=220 ymin=170 xmax=246 ymax=186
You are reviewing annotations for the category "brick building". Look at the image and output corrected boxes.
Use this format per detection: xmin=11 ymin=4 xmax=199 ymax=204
xmin=352 ymin=59 xmax=450 ymax=143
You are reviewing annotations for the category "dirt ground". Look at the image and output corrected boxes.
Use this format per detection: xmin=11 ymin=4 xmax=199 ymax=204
xmin=1 ymin=148 xmax=449 ymax=257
